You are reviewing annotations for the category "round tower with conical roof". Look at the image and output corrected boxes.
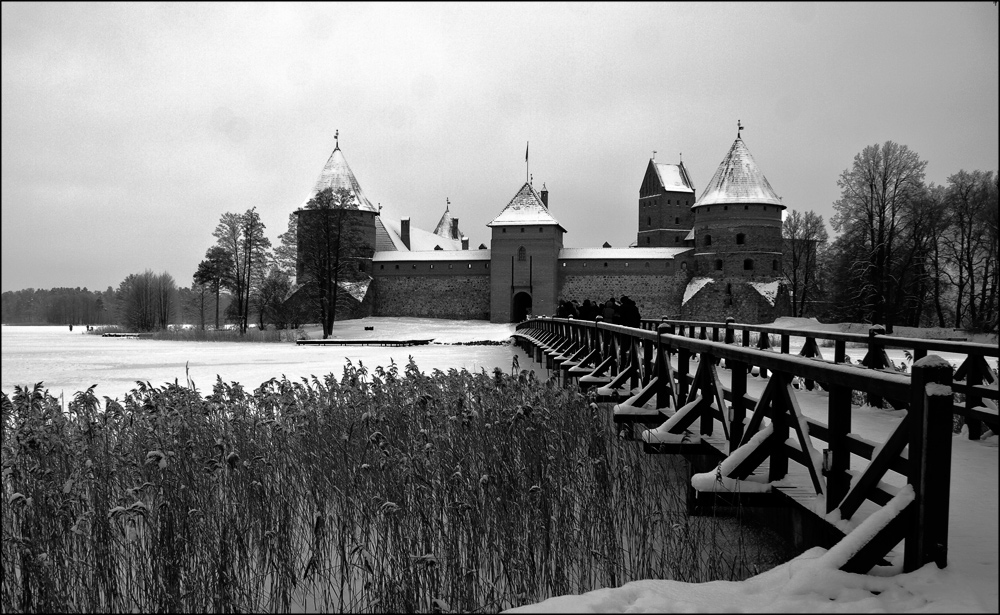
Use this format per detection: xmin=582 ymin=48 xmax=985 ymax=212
xmin=680 ymin=131 xmax=790 ymax=322
xmin=691 ymin=135 xmax=784 ymax=279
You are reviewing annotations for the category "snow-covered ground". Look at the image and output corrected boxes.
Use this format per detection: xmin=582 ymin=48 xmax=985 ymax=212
xmin=2 ymin=318 xmax=996 ymax=612
xmin=0 ymin=318 xmax=526 ymax=401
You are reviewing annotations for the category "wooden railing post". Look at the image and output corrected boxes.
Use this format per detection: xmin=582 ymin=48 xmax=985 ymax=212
xmin=724 ymin=317 xmax=735 ymax=345
xmin=757 ymin=331 xmax=770 ymax=379
xmin=866 ymin=325 xmax=887 ymax=408
xmin=678 ymin=346 xmax=691 ymax=404
xmin=905 ymin=356 xmax=954 ymax=572
xmin=729 ymin=357 xmax=746 ymax=451
xmin=826 ymin=383 xmax=852 ymax=513
xmin=656 ymin=324 xmax=674 ymax=410
xmin=964 ymin=354 xmax=984 ymax=440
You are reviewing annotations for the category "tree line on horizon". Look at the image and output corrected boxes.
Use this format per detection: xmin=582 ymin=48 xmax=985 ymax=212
xmin=3 ymin=145 xmax=997 ymax=334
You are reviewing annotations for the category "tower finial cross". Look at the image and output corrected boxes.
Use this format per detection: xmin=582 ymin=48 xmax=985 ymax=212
xmin=652 ymin=150 xmax=657 ymax=160
xmin=737 ymin=120 xmax=743 ymax=138
xmin=335 ymin=129 xmax=339 ymax=148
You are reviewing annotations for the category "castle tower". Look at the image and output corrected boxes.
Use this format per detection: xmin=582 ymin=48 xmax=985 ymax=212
xmin=691 ymin=134 xmax=784 ymax=279
xmin=637 ymin=158 xmax=696 ymax=247
xmin=293 ymin=135 xmax=378 ymax=316
xmin=682 ymin=129 xmax=790 ymax=322
xmin=487 ymin=182 xmax=565 ymax=322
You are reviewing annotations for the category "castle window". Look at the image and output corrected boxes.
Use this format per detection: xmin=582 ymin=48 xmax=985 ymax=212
xmin=412 ymin=264 xmax=417 ymax=269
xmin=704 ymin=234 xmax=712 ymax=247
xmin=503 ymin=228 xmax=507 ymax=233
xmin=449 ymin=264 xmax=453 ymax=269
xmin=674 ymin=237 xmax=679 ymax=243
xmin=646 ymin=237 xmax=650 ymax=244
xmin=517 ymin=246 xmax=526 ymax=261
xmin=486 ymin=262 xmax=490 ymax=269
xmin=763 ymin=206 xmax=767 ymax=211
xmin=724 ymin=206 xmax=728 ymax=210
xmin=743 ymin=259 xmax=754 ymax=271
xmin=715 ymin=259 xmax=723 ymax=271
xmin=562 ymin=262 xmax=566 ymax=267
xmin=430 ymin=264 xmax=434 ymax=269
xmin=583 ymin=262 xmax=587 ymax=267
xmin=520 ymin=227 xmax=525 ymax=233
xmin=772 ymin=259 xmax=778 ymax=271
xmin=645 ymin=262 xmax=649 ymax=267
xmin=359 ymin=262 xmax=365 ymax=272
xmin=395 ymin=265 xmax=399 ymax=270
xmin=745 ymin=205 xmax=749 ymax=210
xmin=668 ymin=199 xmax=671 ymax=204
xmin=625 ymin=262 xmax=629 ymax=267
xmin=647 ymin=217 xmax=651 ymax=226
xmin=468 ymin=264 xmax=472 ymax=269
xmin=603 ymin=262 xmax=608 ymax=267
xmin=674 ymin=217 xmax=679 ymax=224
xmin=380 ymin=265 xmax=384 ymax=270
xmin=727 ymin=283 xmax=732 ymax=294
xmin=707 ymin=207 xmax=710 ymax=212
xmin=681 ymin=262 xmax=688 ymax=271
xmin=539 ymin=227 xmax=543 ymax=233
xmin=736 ymin=233 xmax=745 ymax=245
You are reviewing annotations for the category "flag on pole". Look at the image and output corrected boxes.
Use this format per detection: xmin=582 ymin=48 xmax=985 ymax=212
xmin=525 ymin=141 xmax=529 ymax=162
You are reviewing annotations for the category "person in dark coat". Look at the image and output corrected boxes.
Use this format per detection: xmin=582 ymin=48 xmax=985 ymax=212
xmin=601 ymin=298 xmax=617 ymax=323
xmin=620 ymin=296 xmax=641 ymax=328
xmin=580 ymin=299 xmax=596 ymax=321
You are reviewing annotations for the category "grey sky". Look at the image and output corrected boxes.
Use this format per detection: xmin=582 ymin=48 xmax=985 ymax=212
xmin=2 ymin=2 xmax=997 ymax=293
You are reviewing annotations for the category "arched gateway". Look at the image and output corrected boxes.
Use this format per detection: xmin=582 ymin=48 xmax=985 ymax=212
xmin=511 ymin=292 xmax=532 ymax=323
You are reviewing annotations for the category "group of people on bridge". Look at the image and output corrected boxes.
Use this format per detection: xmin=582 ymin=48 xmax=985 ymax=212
xmin=555 ymin=296 xmax=641 ymax=328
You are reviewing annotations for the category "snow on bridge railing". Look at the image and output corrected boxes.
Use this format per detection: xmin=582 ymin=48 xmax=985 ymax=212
xmin=514 ymin=316 xmax=970 ymax=574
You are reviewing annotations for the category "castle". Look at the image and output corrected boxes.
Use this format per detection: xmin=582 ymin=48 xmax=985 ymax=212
xmin=291 ymin=129 xmax=791 ymax=324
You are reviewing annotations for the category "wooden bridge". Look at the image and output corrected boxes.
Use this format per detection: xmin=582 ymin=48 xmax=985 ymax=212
xmin=512 ymin=316 xmax=998 ymax=574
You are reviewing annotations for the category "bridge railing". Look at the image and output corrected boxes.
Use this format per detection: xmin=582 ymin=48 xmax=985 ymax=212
xmin=513 ymin=316 xmax=990 ymax=574
xmin=637 ymin=317 xmax=999 ymax=440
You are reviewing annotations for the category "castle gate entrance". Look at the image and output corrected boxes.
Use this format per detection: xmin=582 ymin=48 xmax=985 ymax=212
xmin=511 ymin=292 xmax=532 ymax=323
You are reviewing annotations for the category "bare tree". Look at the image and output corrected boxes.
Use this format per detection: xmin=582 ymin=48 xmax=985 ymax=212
xmin=943 ymin=170 xmax=998 ymax=331
xmin=832 ymin=141 xmax=928 ymax=333
xmin=297 ymin=187 xmax=373 ymax=339
xmin=212 ymin=209 xmax=271 ymax=334
xmin=782 ymin=209 xmax=828 ymax=317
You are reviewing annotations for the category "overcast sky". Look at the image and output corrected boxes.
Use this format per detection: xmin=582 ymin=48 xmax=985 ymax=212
xmin=2 ymin=2 xmax=997 ymax=293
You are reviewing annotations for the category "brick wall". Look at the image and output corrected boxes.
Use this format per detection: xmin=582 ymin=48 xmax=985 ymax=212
xmin=680 ymin=277 xmax=791 ymax=323
xmin=373 ymin=275 xmax=491 ymax=320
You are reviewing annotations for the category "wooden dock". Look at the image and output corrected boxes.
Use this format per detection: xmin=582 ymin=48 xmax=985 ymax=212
xmin=296 ymin=338 xmax=434 ymax=347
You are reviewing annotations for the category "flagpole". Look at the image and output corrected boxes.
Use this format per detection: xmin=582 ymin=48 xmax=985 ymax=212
xmin=526 ymin=141 xmax=529 ymax=183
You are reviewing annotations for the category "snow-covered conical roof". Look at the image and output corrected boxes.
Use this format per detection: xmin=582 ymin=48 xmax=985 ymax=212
xmin=301 ymin=141 xmax=378 ymax=212
xmin=432 ymin=203 xmax=464 ymax=240
xmin=487 ymin=182 xmax=564 ymax=230
xmin=693 ymin=138 xmax=783 ymax=208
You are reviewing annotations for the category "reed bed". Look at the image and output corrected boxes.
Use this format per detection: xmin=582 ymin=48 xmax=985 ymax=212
xmin=2 ymin=360 xmax=788 ymax=613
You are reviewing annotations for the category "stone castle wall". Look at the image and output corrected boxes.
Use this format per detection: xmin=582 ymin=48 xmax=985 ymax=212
xmin=373 ymin=275 xmax=491 ymax=320
xmin=680 ymin=277 xmax=791 ymax=323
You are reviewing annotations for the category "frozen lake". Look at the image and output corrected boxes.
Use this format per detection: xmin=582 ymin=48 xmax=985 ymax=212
xmin=1 ymin=318 xmax=531 ymax=401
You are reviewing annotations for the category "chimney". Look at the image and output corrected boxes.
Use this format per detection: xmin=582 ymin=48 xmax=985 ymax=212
xmin=461 ymin=236 xmax=469 ymax=250
xmin=401 ymin=217 xmax=410 ymax=250
xmin=451 ymin=218 xmax=459 ymax=240
xmin=540 ymin=184 xmax=549 ymax=209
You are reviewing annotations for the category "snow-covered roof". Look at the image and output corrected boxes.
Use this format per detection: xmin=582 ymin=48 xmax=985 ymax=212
xmin=432 ymin=204 xmax=464 ymax=240
xmin=693 ymin=137 xmax=784 ymax=208
xmin=559 ymin=247 xmax=690 ymax=260
xmin=376 ymin=205 xmax=465 ymax=252
xmin=373 ymin=250 xmax=491 ymax=262
xmin=748 ymin=280 xmax=781 ymax=306
xmin=684 ymin=229 xmax=695 ymax=240
xmin=301 ymin=142 xmax=378 ymax=212
xmin=487 ymin=182 xmax=565 ymax=230
xmin=653 ymin=162 xmax=695 ymax=194
xmin=682 ymin=277 xmax=715 ymax=305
